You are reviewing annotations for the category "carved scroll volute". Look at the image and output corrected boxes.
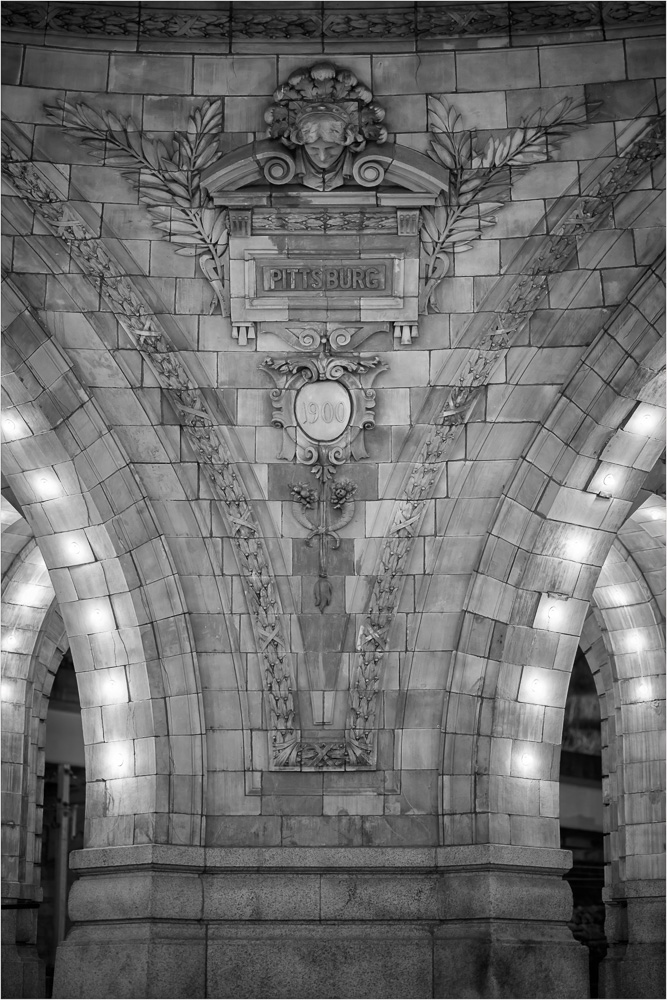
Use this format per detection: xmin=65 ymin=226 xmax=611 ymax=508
xmin=352 ymin=152 xmax=389 ymax=187
xmin=256 ymin=148 xmax=297 ymax=185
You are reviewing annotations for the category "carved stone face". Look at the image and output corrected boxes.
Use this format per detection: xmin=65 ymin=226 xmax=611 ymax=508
xmin=294 ymin=113 xmax=353 ymax=174
xmin=303 ymin=137 xmax=346 ymax=169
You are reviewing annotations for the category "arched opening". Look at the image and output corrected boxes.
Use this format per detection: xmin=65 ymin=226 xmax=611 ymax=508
xmin=36 ymin=649 xmax=85 ymax=998
xmin=560 ymin=647 xmax=606 ymax=998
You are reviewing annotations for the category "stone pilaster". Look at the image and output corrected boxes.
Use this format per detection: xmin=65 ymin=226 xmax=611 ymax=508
xmin=599 ymin=880 xmax=666 ymax=1000
xmin=53 ymin=845 xmax=588 ymax=999
xmin=1 ymin=887 xmax=45 ymax=1000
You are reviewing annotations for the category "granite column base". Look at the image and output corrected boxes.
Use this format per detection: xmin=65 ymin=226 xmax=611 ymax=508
xmin=53 ymin=845 xmax=589 ymax=999
xmin=599 ymin=887 xmax=665 ymax=999
xmin=1 ymin=898 xmax=45 ymax=1000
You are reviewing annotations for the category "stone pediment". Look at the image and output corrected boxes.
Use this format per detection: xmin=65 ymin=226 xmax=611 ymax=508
xmin=202 ymin=139 xmax=448 ymax=207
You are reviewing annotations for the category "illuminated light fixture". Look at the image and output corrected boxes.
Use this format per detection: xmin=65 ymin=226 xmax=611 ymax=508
xmin=586 ymin=462 xmax=623 ymax=500
xmin=5 ymin=633 xmax=17 ymax=648
xmin=115 ymin=753 xmax=124 ymax=767
xmin=533 ymin=591 xmax=582 ymax=633
xmin=92 ymin=608 xmax=104 ymax=626
xmin=520 ymin=752 xmax=533 ymax=769
xmin=1 ymin=413 xmax=28 ymax=440
xmin=546 ymin=592 xmax=568 ymax=629
xmin=529 ymin=677 xmax=542 ymax=695
xmin=20 ymin=585 xmax=41 ymax=606
xmin=71 ymin=541 xmax=80 ymax=554
xmin=597 ymin=473 xmax=616 ymax=499
xmin=649 ymin=508 xmax=664 ymax=520
xmin=629 ymin=632 xmax=644 ymax=653
xmin=566 ymin=536 xmax=589 ymax=560
xmin=637 ymin=680 xmax=651 ymax=700
xmin=622 ymin=402 xmax=663 ymax=436
xmin=546 ymin=604 xmax=562 ymax=628
xmin=35 ymin=474 xmax=60 ymax=498
xmin=89 ymin=605 xmax=110 ymax=632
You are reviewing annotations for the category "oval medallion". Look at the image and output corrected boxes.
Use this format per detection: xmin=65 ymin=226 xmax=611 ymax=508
xmin=294 ymin=381 xmax=352 ymax=443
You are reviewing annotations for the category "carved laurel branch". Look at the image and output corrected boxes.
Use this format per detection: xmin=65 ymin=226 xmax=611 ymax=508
xmin=347 ymin=113 xmax=666 ymax=753
xmin=420 ymin=96 xmax=589 ymax=312
xmin=47 ymin=98 xmax=229 ymax=314
xmin=1 ymin=140 xmax=295 ymax=750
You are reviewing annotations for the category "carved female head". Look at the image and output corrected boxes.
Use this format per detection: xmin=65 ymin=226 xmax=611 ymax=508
xmin=291 ymin=106 xmax=362 ymax=169
xmin=265 ymin=62 xmax=387 ymax=158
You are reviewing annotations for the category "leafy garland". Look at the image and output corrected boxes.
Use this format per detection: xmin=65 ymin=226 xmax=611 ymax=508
xmin=421 ymin=96 xmax=588 ymax=312
xmin=47 ymin=99 xmax=229 ymax=312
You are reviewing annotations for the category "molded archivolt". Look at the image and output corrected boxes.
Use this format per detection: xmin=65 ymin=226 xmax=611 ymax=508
xmin=347 ymin=126 xmax=665 ymax=781
xmin=438 ymin=256 xmax=665 ymax=849
xmin=1 ymin=137 xmax=302 ymax=768
xmin=584 ymin=500 xmax=666 ymax=890
xmin=2 ymin=284 xmax=208 ymax=846
xmin=2 ymin=518 xmax=58 ymax=893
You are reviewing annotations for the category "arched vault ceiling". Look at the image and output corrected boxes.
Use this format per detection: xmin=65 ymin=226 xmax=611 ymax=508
xmin=1 ymin=77 xmax=664 ymax=776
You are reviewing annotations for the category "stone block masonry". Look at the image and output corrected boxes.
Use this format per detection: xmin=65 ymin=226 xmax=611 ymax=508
xmin=1 ymin=4 xmax=664 ymax=999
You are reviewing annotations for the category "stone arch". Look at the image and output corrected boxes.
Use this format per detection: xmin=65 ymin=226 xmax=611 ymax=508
xmin=587 ymin=501 xmax=665 ymax=885
xmin=439 ymin=254 xmax=665 ymax=847
xmin=2 ymin=284 xmax=208 ymax=847
xmin=579 ymin=498 xmax=665 ymax=997
xmin=2 ymin=521 xmax=58 ymax=893
xmin=1 ymin=490 xmax=71 ymax=998
xmin=1 ymin=134 xmax=301 ymax=770
xmin=351 ymin=119 xmax=664 ymax=780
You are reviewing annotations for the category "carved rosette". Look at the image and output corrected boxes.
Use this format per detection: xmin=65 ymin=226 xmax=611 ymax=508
xmin=260 ymin=351 xmax=387 ymax=479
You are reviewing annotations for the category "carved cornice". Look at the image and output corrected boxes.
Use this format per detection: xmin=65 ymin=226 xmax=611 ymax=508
xmin=1 ymin=129 xmax=297 ymax=761
xmin=2 ymin=3 xmax=663 ymax=40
